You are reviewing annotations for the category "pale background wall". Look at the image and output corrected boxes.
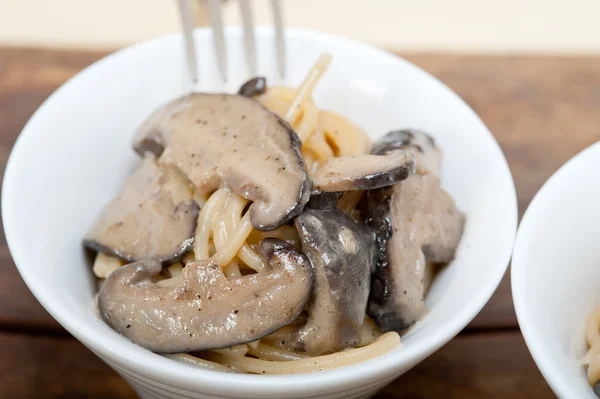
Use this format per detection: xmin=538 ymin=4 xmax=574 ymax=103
xmin=0 ymin=0 xmax=599 ymax=52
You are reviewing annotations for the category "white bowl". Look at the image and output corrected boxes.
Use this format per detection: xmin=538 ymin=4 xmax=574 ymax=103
xmin=2 ymin=27 xmax=517 ymax=399
xmin=513 ymin=142 xmax=600 ymax=399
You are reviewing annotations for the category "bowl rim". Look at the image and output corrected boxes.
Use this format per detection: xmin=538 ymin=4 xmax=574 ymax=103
xmin=512 ymin=141 xmax=600 ymax=399
xmin=2 ymin=26 xmax=518 ymax=396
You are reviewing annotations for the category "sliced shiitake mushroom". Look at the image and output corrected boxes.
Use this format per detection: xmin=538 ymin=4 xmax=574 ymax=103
xmin=312 ymin=151 xmax=416 ymax=192
xmin=84 ymin=154 xmax=199 ymax=263
xmin=133 ymin=93 xmax=311 ymax=231
xmin=363 ymin=130 xmax=464 ymax=331
xmin=289 ymin=206 xmax=374 ymax=355
xmin=305 ymin=191 xmax=342 ymax=210
xmin=98 ymin=238 xmax=314 ymax=353
xmin=372 ymin=129 xmax=440 ymax=176
xmin=364 ymin=174 xmax=464 ymax=331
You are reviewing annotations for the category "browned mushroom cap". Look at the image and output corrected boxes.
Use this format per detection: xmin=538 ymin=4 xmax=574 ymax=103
xmin=133 ymin=93 xmax=311 ymax=231
xmin=83 ymin=154 xmax=199 ymax=263
xmin=98 ymin=238 xmax=314 ymax=353
xmin=364 ymin=172 xmax=465 ymax=332
xmin=289 ymin=207 xmax=374 ymax=355
xmin=312 ymin=151 xmax=416 ymax=192
xmin=238 ymin=77 xmax=267 ymax=97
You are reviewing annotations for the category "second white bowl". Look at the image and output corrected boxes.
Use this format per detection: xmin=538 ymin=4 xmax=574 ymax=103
xmin=513 ymin=141 xmax=600 ymax=399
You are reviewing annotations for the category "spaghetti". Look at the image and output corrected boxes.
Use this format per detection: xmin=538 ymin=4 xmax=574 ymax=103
xmin=583 ymin=307 xmax=600 ymax=388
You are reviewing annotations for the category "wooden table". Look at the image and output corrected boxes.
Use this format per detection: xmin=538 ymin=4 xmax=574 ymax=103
xmin=2 ymin=47 xmax=599 ymax=398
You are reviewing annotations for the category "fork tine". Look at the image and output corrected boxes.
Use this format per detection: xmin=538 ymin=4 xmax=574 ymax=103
xmin=239 ymin=0 xmax=257 ymax=75
xmin=177 ymin=0 xmax=199 ymax=83
xmin=206 ymin=0 xmax=228 ymax=82
xmin=270 ymin=0 xmax=286 ymax=79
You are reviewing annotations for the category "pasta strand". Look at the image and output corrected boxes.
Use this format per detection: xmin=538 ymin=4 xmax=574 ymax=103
xmin=201 ymin=332 xmax=400 ymax=374
xmin=584 ymin=307 xmax=600 ymax=384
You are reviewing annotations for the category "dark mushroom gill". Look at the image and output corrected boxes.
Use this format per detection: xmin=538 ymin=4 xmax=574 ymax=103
xmin=364 ymin=130 xmax=465 ymax=331
xmin=289 ymin=207 xmax=374 ymax=355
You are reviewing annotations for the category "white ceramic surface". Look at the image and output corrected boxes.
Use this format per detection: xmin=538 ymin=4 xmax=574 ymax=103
xmin=2 ymin=27 xmax=517 ymax=399
xmin=513 ymin=142 xmax=600 ymax=399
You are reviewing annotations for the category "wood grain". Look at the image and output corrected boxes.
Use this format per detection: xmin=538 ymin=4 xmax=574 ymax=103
xmin=0 ymin=333 xmax=136 ymax=399
xmin=0 ymin=331 xmax=553 ymax=399
xmin=0 ymin=48 xmax=99 ymax=331
xmin=379 ymin=332 xmax=555 ymax=399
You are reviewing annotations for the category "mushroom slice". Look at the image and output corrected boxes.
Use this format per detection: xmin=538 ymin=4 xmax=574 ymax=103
xmin=84 ymin=155 xmax=199 ymax=263
xmin=306 ymin=191 xmax=342 ymax=210
xmin=372 ymin=129 xmax=440 ymax=176
xmin=132 ymin=96 xmax=193 ymax=157
xmin=134 ymin=93 xmax=311 ymax=231
xmin=364 ymin=173 xmax=465 ymax=332
xmin=290 ymin=207 xmax=374 ymax=355
xmin=312 ymin=151 xmax=416 ymax=192
xmin=98 ymin=238 xmax=314 ymax=353
xmin=238 ymin=77 xmax=267 ymax=97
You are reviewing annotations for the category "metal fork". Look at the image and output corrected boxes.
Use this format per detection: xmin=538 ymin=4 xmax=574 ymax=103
xmin=176 ymin=0 xmax=286 ymax=83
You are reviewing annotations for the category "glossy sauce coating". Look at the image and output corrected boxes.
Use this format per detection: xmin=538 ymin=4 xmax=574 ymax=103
xmin=98 ymin=239 xmax=314 ymax=353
